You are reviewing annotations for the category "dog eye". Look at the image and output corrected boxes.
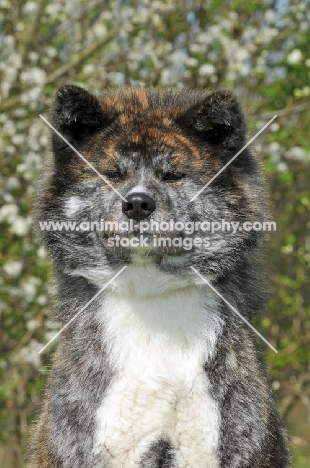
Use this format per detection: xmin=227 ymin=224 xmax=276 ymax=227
xmin=162 ymin=172 xmax=185 ymax=182
xmin=105 ymin=170 xmax=124 ymax=181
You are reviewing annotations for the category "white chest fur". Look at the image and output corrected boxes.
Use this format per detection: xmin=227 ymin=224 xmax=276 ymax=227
xmin=93 ymin=265 xmax=223 ymax=467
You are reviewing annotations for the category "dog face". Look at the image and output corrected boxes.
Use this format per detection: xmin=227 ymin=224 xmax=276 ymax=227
xmin=37 ymin=86 xmax=264 ymax=280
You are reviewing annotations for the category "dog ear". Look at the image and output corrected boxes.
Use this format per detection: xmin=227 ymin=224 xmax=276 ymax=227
xmin=178 ymin=90 xmax=246 ymax=147
xmin=51 ymin=84 xmax=110 ymax=141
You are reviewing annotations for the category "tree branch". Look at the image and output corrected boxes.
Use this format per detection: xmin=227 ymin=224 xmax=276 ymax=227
xmin=0 ymin=28 xmax=119 ymax=113
xmin=259 ymin=101 xmax=310 ymax=119
xmin=36 ymin=0 xmax=108 ymax=45
xmin=46 ymin=27 xmax=119 ymax=84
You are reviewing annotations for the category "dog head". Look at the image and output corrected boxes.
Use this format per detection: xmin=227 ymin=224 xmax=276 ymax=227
xmin=37 ymin=85 xmax=264 ymax=282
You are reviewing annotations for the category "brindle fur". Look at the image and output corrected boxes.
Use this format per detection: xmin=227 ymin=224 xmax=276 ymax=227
xmin=29 ymin=86 xmax=290 ymax=467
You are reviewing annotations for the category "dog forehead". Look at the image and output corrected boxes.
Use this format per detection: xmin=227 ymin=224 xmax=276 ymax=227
xmin=104 ymin=111 xmax=202 ymax=162
xmin=94 ymin=88 xmax=209 ymax=163
xmin=98 ymin=87 xmax=198 ymax=114
xmin=113 ymin=128 xmax=202 ymax=168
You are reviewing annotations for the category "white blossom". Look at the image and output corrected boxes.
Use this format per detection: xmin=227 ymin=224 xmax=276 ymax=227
xmin=83 ymin=64 xmax=95 ymax=74
xmin=294 ymin=86 xmax=310 ymax=98
xmin=287 ymin=49 xmax=302 ymax=64
xmin=276 ymin=161 xmax=288 ymax=172
xmin=235 ymin=48 xmax=249 ymax=61
xmin=3 ymin=261 xmax=23 ymax=277
xmin=23 ymin=282 xmax=37 ymax=301
xmin=265 ymin=9 xmax=275 ymax=23
xmin=4 ymin=193 xmax=14 ymax=203
xmin=37 ymin=247 xmax=47 ymax=258
xmin=112 ymin=72 xmax=125 ymax=86
xmin=23 ymin=1 xmax=38 ymax=14
xmin=189 ymin=43 xmax=203 ymax=54
xmin=14 ymin=108 xmax=27 ymax=117
xmin=20 ymin=68 xmax=46 ymax=84
xmin=93 ymin=23 xmax=107 ymax=37
xmin=2 ymin=35 xmax=15 ymax=48
xmin=285 ymin=146 xmax=307 ymax=162
xmin=186 ymin=57 xmax=199 ymax=67
xmin=46 ymin=320 xmax=60 ymax=330
xmin=10 ymin=216 xmax=29 ymax=236
xmin=20 ymin=340 xmax=42 ymax=368
xmin=46 ymin=3 xmax=62 ymax=15
xmin=37 ymin=295 xmax=48 ymax=306
xmin=269 ymin=142 xmax=281 ymax=153
xmin=7 ymin=177 xmax=20 ymax=189
xmin=270 ymin=123 xmax=280 ymax=132
xmin=0 ymin=204 xmax=18 ymax=222
xmin=161 ymin=68 xmax=173 ymax=84
xmin=272 ymin=381 xmax=280 ymax=390
xmin=7 ymin=51 xmax=21 ymax=68
xmin=27 ymin=319 xmax=40 ymax=331
xmin=46 ymin=47 xmax=57 ymax=57
xmin=16 ymin=22 xmax=25 ymax=32
xmin=199 ymin=63 xmax=216 ymax=76
xmin=28 ymin=51 xmax=39 ymax=62
xmin=11 ymin=134 xmax=25 ymax=146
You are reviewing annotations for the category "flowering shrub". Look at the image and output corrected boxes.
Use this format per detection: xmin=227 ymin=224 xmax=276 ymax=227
xmin=0 ymin=1 xmax=309 ymax=465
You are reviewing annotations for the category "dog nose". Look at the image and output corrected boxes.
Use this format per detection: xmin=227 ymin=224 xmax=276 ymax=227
xmin=122 ymin=193 xmax=156 ymax=221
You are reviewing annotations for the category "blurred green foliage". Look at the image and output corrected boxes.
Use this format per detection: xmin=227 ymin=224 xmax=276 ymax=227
xmin=0 ymin=0 xmax=309 ymax=466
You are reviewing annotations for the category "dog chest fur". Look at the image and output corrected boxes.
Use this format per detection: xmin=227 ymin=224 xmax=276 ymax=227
xmin=93 ymin=265 xmax=222 ymax=467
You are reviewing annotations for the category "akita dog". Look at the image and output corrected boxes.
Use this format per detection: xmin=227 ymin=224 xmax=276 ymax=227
xmin=30 ymin=85 xmax=289 ymax=467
